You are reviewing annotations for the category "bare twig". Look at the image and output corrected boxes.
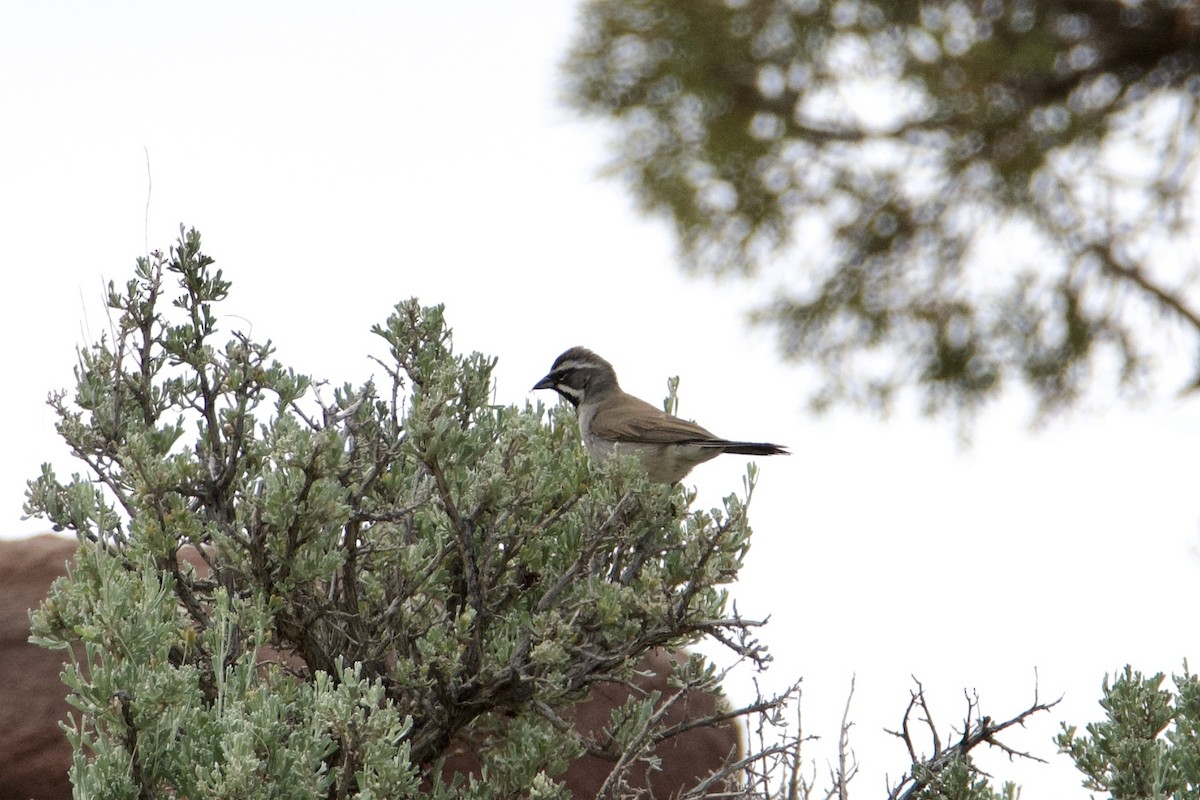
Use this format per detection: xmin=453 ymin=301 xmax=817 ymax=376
xmin=829 ymin=676 xmax=858 ymax=800
xmin=885 ymin=677 xmax=1060 ymax=800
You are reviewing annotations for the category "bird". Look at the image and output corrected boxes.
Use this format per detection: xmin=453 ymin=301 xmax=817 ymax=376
xmin=533 ymin=347 xmax=788 ymax=483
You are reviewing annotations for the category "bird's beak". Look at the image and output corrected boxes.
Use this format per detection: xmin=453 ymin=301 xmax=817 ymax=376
xmin=532 ymin=374 xmax=555 ymax=391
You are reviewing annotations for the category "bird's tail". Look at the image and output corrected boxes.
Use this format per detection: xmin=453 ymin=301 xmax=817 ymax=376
xmin=717 ymin=441 xmax=789 ymax=456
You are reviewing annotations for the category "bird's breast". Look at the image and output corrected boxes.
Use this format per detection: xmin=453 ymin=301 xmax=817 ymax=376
xmin=577 ymin=404 xmax=617 ymax=462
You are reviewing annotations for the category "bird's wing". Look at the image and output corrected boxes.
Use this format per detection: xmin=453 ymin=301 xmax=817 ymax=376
xmin=590 ymin=394 xmax=720 ymax=444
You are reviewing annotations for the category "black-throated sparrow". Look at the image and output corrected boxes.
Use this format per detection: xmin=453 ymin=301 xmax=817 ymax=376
xmin=533 ymin=347 xmax=788 ymax=483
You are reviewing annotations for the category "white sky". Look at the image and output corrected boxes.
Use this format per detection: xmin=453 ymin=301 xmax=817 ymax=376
xmin=2 ymin=3 xmax=1198 ymax=798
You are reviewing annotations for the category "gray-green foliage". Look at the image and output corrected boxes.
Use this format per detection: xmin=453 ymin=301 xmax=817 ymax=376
xmin=1058 ymin=665 xmax=1200 ymax=800
xmin=26 ymin=228 xmax=772 ymax=798
xmin=908 ymin=758 xmax=1018 ymax=800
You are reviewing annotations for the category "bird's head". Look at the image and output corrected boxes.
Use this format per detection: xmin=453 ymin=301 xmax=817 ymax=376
xmin=533 ymin=347 xmax=619 ymax=407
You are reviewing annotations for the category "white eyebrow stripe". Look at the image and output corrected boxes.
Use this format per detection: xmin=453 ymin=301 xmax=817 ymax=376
xmin=554 ymin=359 xmax=600 ymax=373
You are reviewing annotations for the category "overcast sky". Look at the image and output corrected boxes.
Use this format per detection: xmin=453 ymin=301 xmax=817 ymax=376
xmin=3 ymin=3 xmax=1199 ymax=797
